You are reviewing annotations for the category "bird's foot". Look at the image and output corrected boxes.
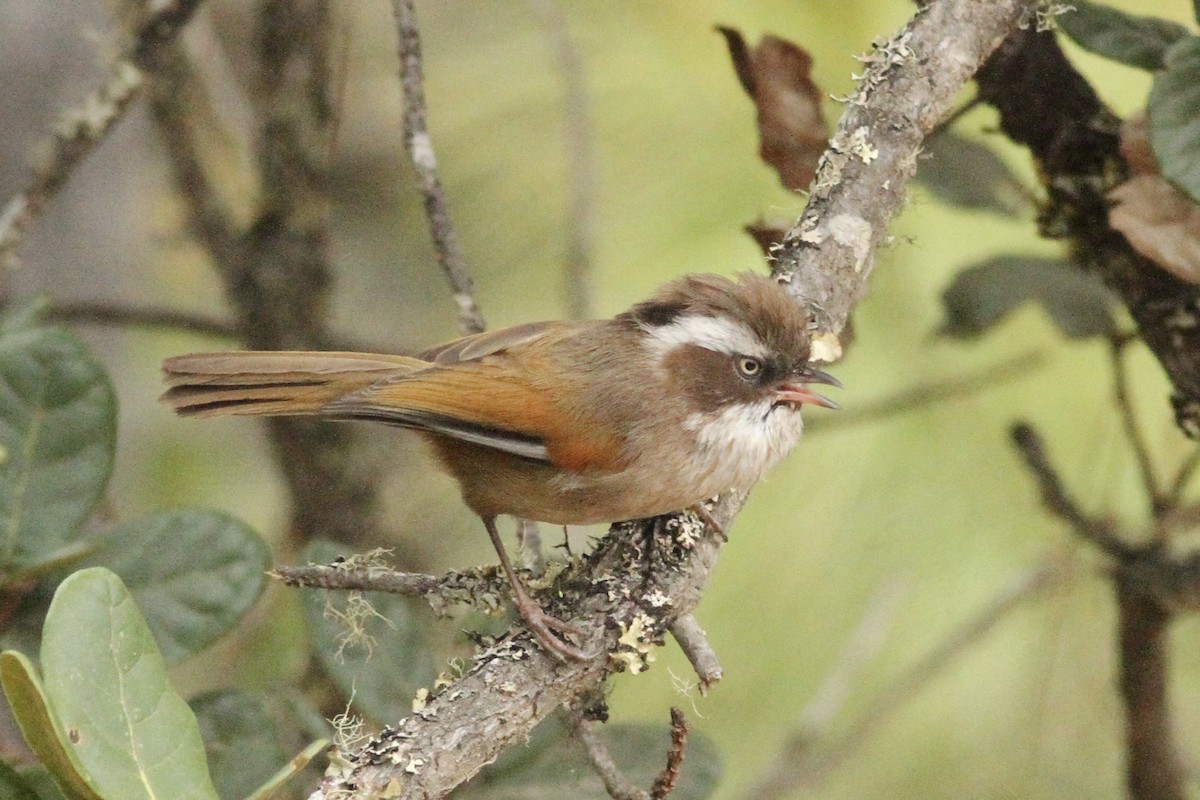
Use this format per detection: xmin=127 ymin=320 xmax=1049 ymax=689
xmin=513 ymin=594 xmax=593 ymax=662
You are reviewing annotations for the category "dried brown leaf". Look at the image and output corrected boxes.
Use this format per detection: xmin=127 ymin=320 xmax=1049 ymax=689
xmin=1109 ymin=174 xmax=1200 ymax=286
xmin=719 ymin=27 xmax=828 ymax=191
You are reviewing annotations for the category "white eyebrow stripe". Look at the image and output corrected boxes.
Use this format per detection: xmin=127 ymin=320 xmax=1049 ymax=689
xmin=644 ymin=314 xmax=769 ymax=359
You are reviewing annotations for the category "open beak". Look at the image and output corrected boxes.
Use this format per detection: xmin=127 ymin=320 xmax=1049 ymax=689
xmin=776 ymin=367 xmax=842 ymax=410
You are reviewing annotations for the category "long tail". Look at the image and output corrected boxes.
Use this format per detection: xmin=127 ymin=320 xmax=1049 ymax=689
xmin=161 ymin=351 xmax=427 ymax=418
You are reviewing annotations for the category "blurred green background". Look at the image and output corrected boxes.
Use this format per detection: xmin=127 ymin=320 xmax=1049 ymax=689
xmin=2 ymin=1 xmax=1198 ymax=798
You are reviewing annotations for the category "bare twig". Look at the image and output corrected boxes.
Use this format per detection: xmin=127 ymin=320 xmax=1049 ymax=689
xmin=390 ymin=0 xmax=485 ymax=335
xmin=570 ymin=709 xmax=650 ymax=800
xmin=794 ymin=577 xmax=907 ymax=736
xmin=668 ymin=614 xmax=722 ymax=694
xmin=530 ymin=0 xmax=596 ymax=319
xmin=750 ymin=562 xmax=1062 ymax=795
xmin=1010 ymin=423 xmax=1133 ymax=558
xmin=306 ymin=2 xmax=1034 ymax=795
xmin=745 ymin=577 xmax=907 ymax=799
xmin=0 ymin=0 xmax=206 ymax=264
xmin=1109 ymin=337 xmax=1164 ymax=517
xmin=1166 ymin=446 xmax=1200 ymax=507
xmin=649 ymin=709 xmax=689 ymax=800
xmin=1116 ymin=572 xmax=1184 ymax=800
xmin=806 ymin=350 xmax=1044 ymax=434
xmin=516 ymin=518 xmax=546 ymax=575
xmin=47 ymin=301 xmax=239 ymax=339
xmin=928 ymin=94 xmax=982 ymax=139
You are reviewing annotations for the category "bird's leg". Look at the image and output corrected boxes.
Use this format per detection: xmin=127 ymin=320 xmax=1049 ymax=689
xmin=481 ymin=516 xmax=591 ymax=662
xmin=691 ymin=503 xmax=727 ymax=541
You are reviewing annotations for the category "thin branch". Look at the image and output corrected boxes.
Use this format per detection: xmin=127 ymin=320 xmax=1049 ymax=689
xmin=390 ymin=0 xmax=485 ymax=335
xmin=752 ymin=562 xmax=1063 ymax=793
xmin=306 ymin=2 xmax=1034 ymax=795
xmin=806 ymin=350 xmax=1044 ymax=434
xmin=1116 ymin=572 xmax=1185 ymax=800
xmin=46 ymin=301 xmax=239 ymax=339
xmin=0 ymin=0 xmax=206 ymax=265
xmin=1166 ymin=445 xmax=1200 ymax=507
xmin=516 ymin=518 xmax=546 ymax=575
xmin=530 ymin=0 xmax=597 ymax=319
xmin=928 ymin=94 xmax=982 ymax=139
xmin=1010 ymin=422 xmax=1133 ymax=558
xmin=668 ymin=614 xmax=722 ymax=694
xmin=649 ymin=709 xmax=689 ymax=800
xmin=745 ymin=577 xmax=907 ymax=800
xmin=771 ymin=0 xmax=1032 ymax=337
xmin=272 ymin=563 xmax=443 ymax=597
xmin=570 ymin=709 xmax=650 ymax=800
xmin=1109 ymin=337 xmax=1164 ymax=517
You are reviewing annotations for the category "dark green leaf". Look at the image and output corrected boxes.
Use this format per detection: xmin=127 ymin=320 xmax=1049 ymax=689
xmin=1057 ymin=1 xmax=1189 ymax=71
xmin=458 ymin=717 xmax=721 ymax=800
xmin=14 ymin=766 xmax=69 ymax=800
xmin=41 ymin=568 xmax=219 ymax=799
xmin=191 ymin=689 xmax=290 ymax=800
xmin=917 ymin=131 xmax=1028 ymax=216
xmin=0 ymin=749 xmax=49 ymax=800
xmin=940 ymin=256 xmax=1117 ymax=339
xmin=1150 ymin=37 xmax=1200 ymax=205
xmin=83 ymin=510 xmax=269 ymax=664
xmin=301 ymin=541 xmax=436 ymax=725
xmin=0 ymin=326 xmax=114 ymax=570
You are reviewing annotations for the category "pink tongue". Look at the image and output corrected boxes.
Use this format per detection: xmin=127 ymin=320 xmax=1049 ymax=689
xmin=776 ymin=385 xmax=839 ymax=409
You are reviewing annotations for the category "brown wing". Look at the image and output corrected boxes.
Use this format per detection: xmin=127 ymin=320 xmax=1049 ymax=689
xmin=325 ymin=358 xmax=626 ymax=473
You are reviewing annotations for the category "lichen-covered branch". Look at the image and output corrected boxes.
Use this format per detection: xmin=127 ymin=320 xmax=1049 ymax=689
xmin=0 ymin=0 xmax=205 ymax=264
xmin=773 ymin=0 xmax=1033 ymax=352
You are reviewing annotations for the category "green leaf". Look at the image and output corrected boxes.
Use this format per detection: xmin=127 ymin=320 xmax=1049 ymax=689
xmin=83 ymin=510 xmax=269 ymax=664
xmin=917 ymin=131 xmax=1028 ymax=216
xmin=0 ymin=325 xmax=115 ymax=569
xmin=301 ymin=540 xmax=436 ymax=724
xmin=1150 ymin=37 xmax=1200 ymax=205
xmin=0 ymin=651 xmax=101 ymax=800
xmin=191 ymin=689 xmax=290 ymax=800
xmin=0 ymin=746 xmax=55 ymax=800
xmin=244 ymin=739 xmax=328 ymax=800
xmin=40 ymin=568 xmax=218 ymax=800
xmin=459 ymin=717 xmax=721 ymax=800
xmin=940 ymin=256 xmax=1117 ymax=340
xmin=1057 ymin=1 xmax=1189 ymax=71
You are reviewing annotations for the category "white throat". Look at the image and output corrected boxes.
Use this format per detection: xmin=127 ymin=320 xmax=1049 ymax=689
xmin=683 ymin=398 xmax=804 ymax=496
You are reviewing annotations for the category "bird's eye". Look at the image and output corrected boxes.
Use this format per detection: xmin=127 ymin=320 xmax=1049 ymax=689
xmin=735 ymin=356 xmax=762 ymax=378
